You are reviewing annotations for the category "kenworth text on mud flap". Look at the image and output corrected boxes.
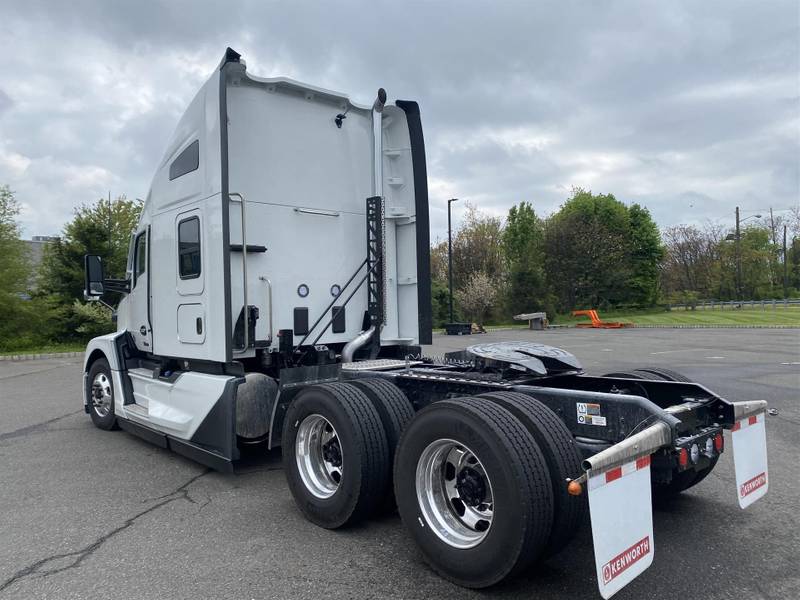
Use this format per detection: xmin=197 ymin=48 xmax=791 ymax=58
xmin=81 ymin=49 xmax=769 ymax=597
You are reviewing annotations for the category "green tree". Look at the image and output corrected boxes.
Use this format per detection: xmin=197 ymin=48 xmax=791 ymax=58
xmin=431 ymin=279 xmax=457 ymax=327
xmin=789 ymin=237 xmax=800 ymax=293
xmin=544 ymin=189 xmax=631 ymax=310
xmin=542 ymin=189 xmax=664 ymax=311
xmin=38 ymin=195 xmax=142 ymax=303
xmin=37 ymin=195 xmax=142 ymax=340
xmin=450 ymin=203 xmax=505 ymax=291
xmin=736 ymin=226 xmax=775 ymax=299
xmin=502 ymin=201 xmax=552 ymax=315
xmin=627 ymin=204 xmax=663 ymax=305
xmin=429 ymin=203 xmax=505 ymax=323
xmin=0 ymin=185 xmax=29 ymax=296
xmin=660 ymin=223 xmax=725 ymax=300
xmin=0 ymin=185 xmax=35 ymax=348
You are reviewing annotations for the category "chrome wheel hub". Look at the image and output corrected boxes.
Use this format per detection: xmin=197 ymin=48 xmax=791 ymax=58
xmin=296 ymin=414 xmax=343 ymax=499
xmin=416 ymin=439 xmax=494 ymax=549
xmin=91 ymin=372 xmax=113 ymax=417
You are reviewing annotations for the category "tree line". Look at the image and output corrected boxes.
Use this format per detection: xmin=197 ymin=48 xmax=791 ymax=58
xmin=0 ymin=185 xmax=141 ymax=351
xmin=431 ymin=189 xmax=800 ymax=326
xmin=1 ymin=183 xmax=798 ymax=351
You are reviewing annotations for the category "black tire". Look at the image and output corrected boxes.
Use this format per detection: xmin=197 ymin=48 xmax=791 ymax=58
xmin=394 ymin=397 xmax=554 ymax=588
xmin=602 ymin=371 xmax=644 ymax=379
xmin=652 ymin=454 xmax=720 ymax=500
xmin=478 ymin=391 xmax=584 ymax=557
xmin=282 ymin=382 xmax=389 ymax=529
xmin=86 ymin=358 xmax=118 ymax=430
xmin=632 ymin=367 xmax=691 ymax=382
xmin=601 ymin=371 xmax=650 ymax=398
xmin=622 ymin=367 xmax=718 ymax=497
xmin=687 ymin=455 xmax=719 ymax=487
xmin=348 ymin=378 xmax=414 ymax=512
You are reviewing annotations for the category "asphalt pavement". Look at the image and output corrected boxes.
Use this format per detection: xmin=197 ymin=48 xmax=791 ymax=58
xmin=1 ymin=328 xmax=798 ymax=599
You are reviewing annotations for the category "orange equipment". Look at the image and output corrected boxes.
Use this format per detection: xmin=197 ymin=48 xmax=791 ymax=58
xmin=571 ymin=309 xmax=631 ymax=329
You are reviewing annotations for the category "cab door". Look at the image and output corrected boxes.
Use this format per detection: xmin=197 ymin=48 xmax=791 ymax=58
xmin=129 ymin=227 xmax=153 ymax=352
xmin=175 ymin=209 xmax=206 ymax=348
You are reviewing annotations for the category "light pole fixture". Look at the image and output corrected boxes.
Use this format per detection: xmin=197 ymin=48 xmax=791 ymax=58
xmin=731 ymin=207 xmax=762 ymax=300
xmin=447 ymin=198 xmax=459 ymax=324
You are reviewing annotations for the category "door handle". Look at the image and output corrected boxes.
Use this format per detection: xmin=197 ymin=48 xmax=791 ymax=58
xmin=139 ymin=326 xmax=147 ymax=336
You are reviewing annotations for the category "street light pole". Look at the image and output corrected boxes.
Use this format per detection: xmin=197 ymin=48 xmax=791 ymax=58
xmin=447 ymin=198 xmax=459 ymax=323
xmin=735 ymin=206 xmax=741 ymax=301
xmin=784 ymin=224 xmax=789 ymax=299
xmin=729 ymin=208 xmax=762 ymax=301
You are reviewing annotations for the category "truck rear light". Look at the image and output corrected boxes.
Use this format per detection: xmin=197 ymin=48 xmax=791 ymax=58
xmin=705 ymin=437 xmax=714 ymax=456
xmin=678 ymin=448 xmax=688 ymax=468
xmin=690 ymin=443 xmax=700 ymax=464
xmin=714 ymin=432 xmax=724 ymax=452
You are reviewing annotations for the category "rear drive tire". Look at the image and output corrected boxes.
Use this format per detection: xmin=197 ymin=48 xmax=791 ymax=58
xmin=632 ymin=367 xmax=691 ymax=382
xmin=478 ymin=391 xmax=584 ymax=557
xmin=86 ymin=358 xmax=118 ymax=431
xmin=602 ymin=371 xmax=644 ymax=379
xmin=601 ymin=371 xmax=650 ymax=397
xmin=621 ymin=367 xmax=718 ymax=497
xmin=653 ymin=455 xmax=720 ymax=500
xmin=348 ymin=378 xmax=414 ymax=512
xmin=394 ymin=397 xmax=554 ymax=588
xmin=282 ymin=382 xmax=389 ymax=529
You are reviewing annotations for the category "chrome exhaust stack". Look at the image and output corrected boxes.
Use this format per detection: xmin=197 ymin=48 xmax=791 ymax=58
xmin=342 ymin=325 xmax=377 ymax=364
xmin=372 ymin=88 xmax=387 ymax=198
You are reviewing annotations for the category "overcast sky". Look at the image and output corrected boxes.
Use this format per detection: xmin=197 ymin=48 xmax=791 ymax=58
xmin=0 ymin=0 xmax=798 ymax=241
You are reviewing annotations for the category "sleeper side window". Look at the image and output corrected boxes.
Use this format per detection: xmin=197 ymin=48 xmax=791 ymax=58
xmin=134 ymin=232 xmax=147 ymax=286
xmin=169 ymin=140 xmax=199 ymax=180
xmin=178 ymin=217 xmax=201 ymax=279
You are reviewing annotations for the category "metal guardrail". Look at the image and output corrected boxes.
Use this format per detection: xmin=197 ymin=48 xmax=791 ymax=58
xmin=669 ymin=299 xmax=800 ymax=311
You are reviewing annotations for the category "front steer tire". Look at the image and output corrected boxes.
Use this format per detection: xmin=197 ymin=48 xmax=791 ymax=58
xmin=394 ymin=397 xmax=554 ymax=588
xmin=282 ymin=382 xmax=390 ymax=529
xmin=86 ymin=358 xmax=118 ymax=431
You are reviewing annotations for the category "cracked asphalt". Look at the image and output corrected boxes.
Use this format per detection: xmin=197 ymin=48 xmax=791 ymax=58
xmin=1 ymin=328 xmax=798 ymax=599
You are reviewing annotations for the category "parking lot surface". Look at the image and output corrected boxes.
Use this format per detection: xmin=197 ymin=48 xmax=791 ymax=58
xmin=1 ymin=328 xmax=798 ymax=599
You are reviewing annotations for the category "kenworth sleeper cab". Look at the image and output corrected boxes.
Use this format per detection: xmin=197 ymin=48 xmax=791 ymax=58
xmin=82 ymin=49 xmax=769 ymax=598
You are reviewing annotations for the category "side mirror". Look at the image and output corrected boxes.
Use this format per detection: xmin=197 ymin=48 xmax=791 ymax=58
xmin=84 ymin=254 xmax=105 ymax=300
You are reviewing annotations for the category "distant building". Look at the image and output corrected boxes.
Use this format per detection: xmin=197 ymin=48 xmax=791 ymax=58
xmin=23 ymin=235 xmax=58 ymax=290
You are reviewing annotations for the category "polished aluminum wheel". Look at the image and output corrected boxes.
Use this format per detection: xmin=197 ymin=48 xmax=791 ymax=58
xmin=91 ymin=372 xmax=113 ymax=417
xmin=416 ymin=439 xmax=494 ymax=549
xmin=295 ymin=414 xmax=343 ymax=499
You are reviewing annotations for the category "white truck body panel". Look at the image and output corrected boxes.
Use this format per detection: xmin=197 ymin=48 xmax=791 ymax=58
xmin=124 ymin=368 xmax=233 ymax=439
xmin=112 ymin=58 xmax=424 ymax=365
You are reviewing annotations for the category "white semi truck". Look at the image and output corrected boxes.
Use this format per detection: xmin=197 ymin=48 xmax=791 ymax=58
xmin=82 ymin=49 xmax=769 ymax=597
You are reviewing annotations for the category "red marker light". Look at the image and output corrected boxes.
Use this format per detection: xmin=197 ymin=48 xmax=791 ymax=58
xmin=678 ymin=448 xmax=689 ymax=468
xmin=714 ymin=433 xmax=724 ymax=452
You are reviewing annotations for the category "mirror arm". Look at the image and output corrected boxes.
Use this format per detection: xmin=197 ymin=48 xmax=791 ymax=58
xmin=104 ymin=278 xmax=131 ymax=294
xmin=97 ymin=298 xmax=116 ymax=312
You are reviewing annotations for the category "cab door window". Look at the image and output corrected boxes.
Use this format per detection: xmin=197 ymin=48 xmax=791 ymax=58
xmin=178 ymin=217 xmax=201 ymax=279
xmin=134 ymin=231 xmax=147 ymax=286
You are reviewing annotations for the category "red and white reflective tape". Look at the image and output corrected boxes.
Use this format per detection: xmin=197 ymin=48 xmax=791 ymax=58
xmin=732 ymin=411 xmax=764 ymax=432
xmin=588 ymin=455 xmax=651 ymax=491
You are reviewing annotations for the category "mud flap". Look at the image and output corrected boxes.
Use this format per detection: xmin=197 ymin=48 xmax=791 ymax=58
xmin=731 ymin=411 xmax=768 ymax=508
xmin=588 ymin=455 xmax=654 ymax=599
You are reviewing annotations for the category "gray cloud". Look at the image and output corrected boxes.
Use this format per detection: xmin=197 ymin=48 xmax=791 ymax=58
xmin=0 ymin=0 xmax=797 ymax=240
